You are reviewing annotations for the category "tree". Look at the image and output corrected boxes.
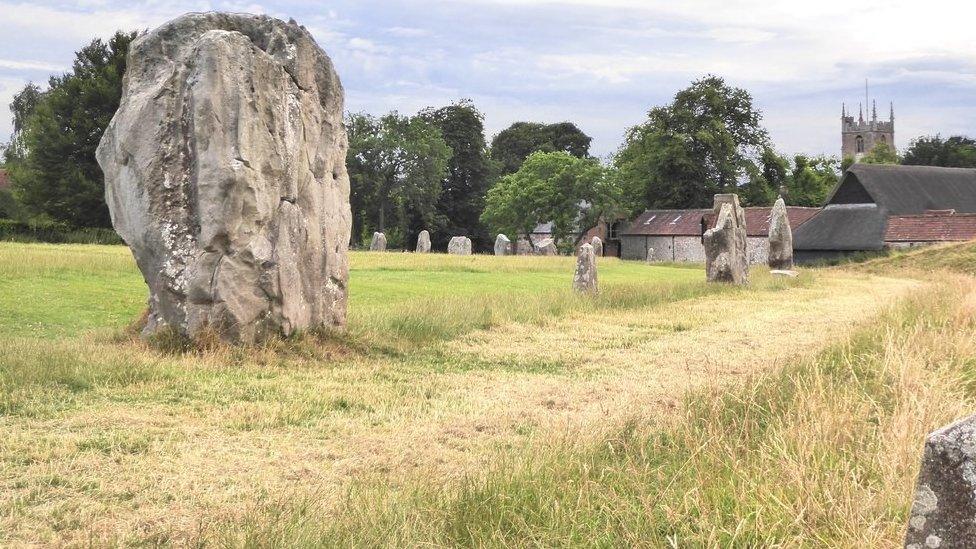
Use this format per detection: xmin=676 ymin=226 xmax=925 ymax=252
xmin=860 ymin=142 xmax=900 ymax=165
xmin=5 ymin=31 xmax=136 ymax=227
xmin=784 ymin=155 xmax=838 ymax=207
xmin=489 ymin=121 xmax=592 ymax=175
xmin=612 ymin=75 xmax=772 ymax=212
xmin=902 ymin=135 xmax=976 ymax=167
xmin=419 ymin=100 xmax=492 ymax=249
xmin=481 ymin=151 xmax=616 ymax=250
xmin=346 ymin=111 xmax=452 ymax=248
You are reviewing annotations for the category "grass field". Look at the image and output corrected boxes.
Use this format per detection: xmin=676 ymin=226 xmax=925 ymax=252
xmin=0 ymin=241 xmax=973 ymax=546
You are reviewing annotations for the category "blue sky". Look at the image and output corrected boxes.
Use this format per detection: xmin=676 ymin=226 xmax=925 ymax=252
xmin=1 ymin=0 xmax=974 ymax=159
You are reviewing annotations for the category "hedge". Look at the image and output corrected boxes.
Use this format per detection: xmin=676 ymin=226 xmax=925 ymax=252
xmin=0 ymin=219 xmax=124 ymax=245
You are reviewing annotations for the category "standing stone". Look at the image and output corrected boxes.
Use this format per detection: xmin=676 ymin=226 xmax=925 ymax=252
xmin=494 ymin=234 xmax=511 ymax=256
xmin=416 ymin=230 xmax=431 ymax=253
xmin=96 ymin=13 xmax=350 ymax=344
xmin=905 ymin=415 xmax=976 ymax=548
xmin=590 ymin=236 xmax=604 ymax=257
xmin=646 ymin=248 xmax=655 ymax=263
xmin=370 ymin=232 xmax=387 ymax=252
xmin=536 ymin=238 xmax=558 ymax=256
xmin=703 ymin=194 xmax=748 ymax=284
xmin=448 ymin=236 xmax=472 ymax=255
xmin=516 ymin=238 xmax=534 ymax=256
xmin=768 ymin=197 xmax=794 ymax=270
xmin=573 ymin=243 xmax=598 ymax=294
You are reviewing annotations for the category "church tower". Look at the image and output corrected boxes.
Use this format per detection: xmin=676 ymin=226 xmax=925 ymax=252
xmin=841 ymin=84 xmax=894 ymax=161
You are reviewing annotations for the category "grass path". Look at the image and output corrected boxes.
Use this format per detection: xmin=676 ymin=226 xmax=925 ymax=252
xmin=0 ymin=267 xmax=921 ymax=544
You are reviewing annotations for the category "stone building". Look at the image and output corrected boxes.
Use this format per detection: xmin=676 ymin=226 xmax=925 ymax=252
xmin=619 ymin=206 xmax=818 ymax=263
xmin=842 ymin=100 xmax=894 ymax=161
xmin=794 ymin=164 xmax=976 ymax=261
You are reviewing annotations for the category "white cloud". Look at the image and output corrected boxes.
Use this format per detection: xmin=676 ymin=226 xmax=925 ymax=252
xmin=0 ymin=59 xmax=65 ymax=72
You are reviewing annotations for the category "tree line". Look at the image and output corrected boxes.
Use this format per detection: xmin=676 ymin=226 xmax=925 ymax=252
xmin=4 ymin=31 xmax=976 ymax=250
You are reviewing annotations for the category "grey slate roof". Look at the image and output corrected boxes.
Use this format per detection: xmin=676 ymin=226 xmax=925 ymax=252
xmin=830 ymin=164 xmax=976 ymax=214
xmin=792 ymin=203 xmax=888 ymax=251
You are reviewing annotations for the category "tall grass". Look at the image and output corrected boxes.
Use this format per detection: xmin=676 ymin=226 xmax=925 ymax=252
xmin=209 ymin=275 xmax=976 ymax=547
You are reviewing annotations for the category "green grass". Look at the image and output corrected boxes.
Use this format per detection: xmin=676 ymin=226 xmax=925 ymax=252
xmin=0 ymin=242 xmax=702 ymax=342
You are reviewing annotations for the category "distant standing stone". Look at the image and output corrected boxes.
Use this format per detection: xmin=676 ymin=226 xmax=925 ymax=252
xmin=905 ymin=414 xmax=976 ymax=548
xmin=516 ymin=238 xmax=534 ymax=256
xmin=703 ymin=194 xmax=748 ymax=284
xmin=494 ymin=234 xmax=511 ymax=256
xmin=536 ymin=238 xmax=558 ymax=256
xmin=573 ymin=243 xmax=598 ymax=294
xmin=448 ymin=236 xmax=472 ymax=255
xmin=370 ymin=232 xmax=387 ymax=252
xmin=590 ymin=236 xmax=604 ymax=257
xmin=646 ymin=248 xmax=655 ymax=262
xmin=768 ymin=197 xmax=794 ymax=270
xmin=416 ymin=230 xmax=431 ymax=253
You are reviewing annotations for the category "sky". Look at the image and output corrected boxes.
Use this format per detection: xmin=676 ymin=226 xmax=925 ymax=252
xmin=0 ymin=0 xmax=974 ymax=159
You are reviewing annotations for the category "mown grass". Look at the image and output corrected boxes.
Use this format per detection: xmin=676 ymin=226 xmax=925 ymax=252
xmin=0 ymin=242 xmax=703 ymax=343
xmin=205 ymin=274 xmax=976 ymax=547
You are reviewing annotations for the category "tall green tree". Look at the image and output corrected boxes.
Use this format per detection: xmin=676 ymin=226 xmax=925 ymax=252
xmin=859 ymin=142 xmax=899 ymax=165
xmin=419 ymin=100 xmax=492 ymax=249
xmin=612 ymin=75 xmax=772 ymax=212
xmin=489 ymin=121 xmax=591 ymax=175
xmin=784 ymin=155 xmax=838 ymax=207
xmin=481 ymin=151 xmax=617 ymax=250
xmin=6 ymin=31 xmax=136 ymax=227
xmin=902 ymin=135 xmax=976 ymax=167
xmin=346 ymin=111 xmax=452 ymax=248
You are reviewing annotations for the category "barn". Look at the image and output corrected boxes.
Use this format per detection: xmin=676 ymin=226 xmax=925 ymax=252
xmin=619 ymin=206 xmax=819 ymax=263
xmin=794 ymin=164 xmax=976 ymax=262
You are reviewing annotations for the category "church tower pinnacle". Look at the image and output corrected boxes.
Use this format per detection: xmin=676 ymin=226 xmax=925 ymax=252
xmin=841 ymin=84 xmax=895 ymax=161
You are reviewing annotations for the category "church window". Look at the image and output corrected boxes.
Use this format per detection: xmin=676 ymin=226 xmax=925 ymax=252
xmin=880 ymin=135 xmax=887 ymax=145
xmin=856 ymin=136 xmax=865 ymax=153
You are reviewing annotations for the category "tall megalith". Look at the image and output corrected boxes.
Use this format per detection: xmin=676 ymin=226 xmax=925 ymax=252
xmin=96 ymin=13 xmax=351 ymax=343
xmin=494 ymin=234 xmax=511 ymax=256
xmin=590 ymin=236 xmax=604 ymax=257
xmin=768 ymin=197 xmax=794 ymax=270
xmin=573 ymin=243 xmax=598 ymax=294
xmin=416 ymin=230 xmax=431 ymax=253
xmin=448 ymin=236 xmax=472 ymax=255
xmin=703 ymin=194 xmax=748 ymax=284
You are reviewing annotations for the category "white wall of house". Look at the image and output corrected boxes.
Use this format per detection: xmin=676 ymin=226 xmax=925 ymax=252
xmin=621 ymin=235 xmax=770 ymax=264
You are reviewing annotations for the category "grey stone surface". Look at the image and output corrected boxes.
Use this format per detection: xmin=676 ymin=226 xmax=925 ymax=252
xmin=415 ymin=230 xmax=431 ymax=253
xmin=536 ymin=238 xmax=558 ymax=256
xmin=370 ymin=232 xmax=387 ymax=252
xmin=573 ymin=243 xmax=598 ymax=293
xmin=703 ymin=194 xmax=748 ymax=284
xmin=516 ymin=238 xmax=534 ymax=256
xmin=96 ymin=12 xmax=350 ymax=344
xmin=768 ymin=197 xmax=794 ymax=270
xmin=770 ymin=270 xmax=799 ymax=278
xmin=905 ymin=414 xmax=976 ymax=548
xmin=646 ymin=248 xmax=655 ymax=262
xmin=590 ymin=236 xmax=603 ymax=257
xmin=494 ymin=234 xmax=511 ymax=256
xmin=448 ymin=236 xmax=472 ymax=255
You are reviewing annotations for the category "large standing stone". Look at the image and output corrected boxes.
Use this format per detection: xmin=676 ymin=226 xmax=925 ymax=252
xmin=905 ymin=415 xmax=976 ymax=548
xmin=370 ymin=232 xmax=387 ymax=252
xmin=416 ymin=230 xmax=431 ymax=253
xmin=573 ymin=243 xmax=598 ymax=294
xmin=536 ymin=238 xmax=558 ymax=256
xmin=96 ymin=13 xmax=350 ymax=343
xmin=516 ymin=238 xmax=534 ymax=256
xmin=494 ymin=234 xmax=511 ymax=256
xmin=448 ymin=236 xmax=472 ymax=255
xmin=703 ymin=194 xmax=748 ymax=284
xmin=768 ymin=197 xmax=794 ymax=270
xmin=590 ymin=236 xmax=604 ymax=257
